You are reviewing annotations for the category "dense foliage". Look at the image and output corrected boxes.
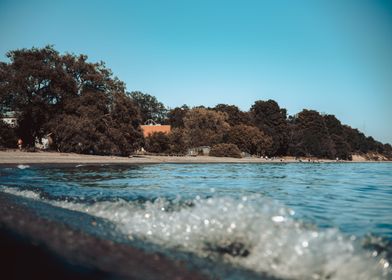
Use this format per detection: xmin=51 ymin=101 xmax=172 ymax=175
xmin=226 ymin=125 xmax=272 ymax=156
xmin=0 ymin=120 xmax=16 ymax=148
xmin=0 ymin=46 xmax=143 ymax=155
xmin=183 ymin=108 xmax=230 ymax=147
xmin=251 ymin=100 xmax=289 ymax=156
xmin=209 ymin=143 xmax=242 ymax=158
xmin=128 ymin=91 xmax=167 ymax=124
xmin=0 ymin=46 xmax=390 ymax=159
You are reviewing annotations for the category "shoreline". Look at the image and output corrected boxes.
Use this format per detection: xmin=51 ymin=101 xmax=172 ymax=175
xmin=0 ymin=150 xmax=390 ymax=166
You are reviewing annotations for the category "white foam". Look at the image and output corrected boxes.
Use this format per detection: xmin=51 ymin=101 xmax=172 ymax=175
xmin=1 ymin=187 xmax=390 ymax=279
xmin=2 ymin=187 xmax=40 ymax=200
xmin=17 ymin=164 xmax=30 ymax=169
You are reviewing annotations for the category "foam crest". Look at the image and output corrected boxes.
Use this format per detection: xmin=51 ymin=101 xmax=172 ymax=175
xmin=3 ymin=186 xmax=41 ymax=199
xmin=1 ymin=187 xmax=390 ymax=279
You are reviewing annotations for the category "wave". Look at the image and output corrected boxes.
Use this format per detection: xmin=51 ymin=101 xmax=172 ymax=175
xmin=1 ymin=186 xmax=391 ymax=280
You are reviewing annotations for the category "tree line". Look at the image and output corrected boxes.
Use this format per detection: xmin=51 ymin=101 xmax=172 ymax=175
xmin=1 ymin=46 xmax=391 ymax=160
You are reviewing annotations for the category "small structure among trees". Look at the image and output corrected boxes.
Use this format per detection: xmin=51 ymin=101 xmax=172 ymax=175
xmin=1 ymin=111 xmax=18 ymax=127
xmin=140 ymin=119 xmax=171 ymax=138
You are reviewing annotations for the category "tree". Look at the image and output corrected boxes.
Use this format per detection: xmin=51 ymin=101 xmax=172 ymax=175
xmin=145 ymin=132 xmax=171 ymax=154
xmin=128 ymin=91 xmax=167 ymax=124
xmin=167 ymin=105 xmax=189 ymax=128
xmin=168 ymin=128 xmax=189 ymax=155
xmin=144 ymin=129 xmax=189 ymax=155
xmin=323 ymin=114 xmax=351 ymax=159
xmin=0 ymin=120 xmax=17 ymax=148
xmin=383 ymin=144 xmax=392 ymax=159
xmin=288 ymin=110 xmax=335 ymax=158
xmin=48 ymin=91 xmax=143 ymax=155
xmin=225 ymin=124 xmax=272 ymax=156
xmin=331 ymin=134 xmax=351 ymax=160
xmin=323 ymin=114 xmax=345 ymax=136
xmin=0 ymin=46 xmax=127 ymax=147
xmin=210 ymin=143 xmax=242 ymax=158
xmin=213 ymin=104 xmax=251 ymax=126
xmin=0 ymin=46 xmax=62 ymax=145
xmin=183 ymin=108 xmax=230 ymax=147
xmin=250 ymin=100 xmax=288 ymax=156
xmin=342 ymin=126 xmax=370 ymax=154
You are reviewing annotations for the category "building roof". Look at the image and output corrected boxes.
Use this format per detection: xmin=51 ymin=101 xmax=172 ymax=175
xmin=140 ymin=125 xmax=171 ymax=137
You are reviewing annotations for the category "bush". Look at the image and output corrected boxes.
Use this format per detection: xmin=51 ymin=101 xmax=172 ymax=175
xmin=209 ymin=143 xmax=242 ymax=158
xmin=168 ymin=128 xmax=189 ymax=155
xmin=225 ymin=124 xmax=272 ymax=156
xmin=145 ymin=132 xmax=171 ymax=154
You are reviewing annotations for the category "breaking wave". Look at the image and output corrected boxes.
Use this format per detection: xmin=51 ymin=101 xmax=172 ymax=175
xmin=2 ymin=186 xmax=390 ymax=280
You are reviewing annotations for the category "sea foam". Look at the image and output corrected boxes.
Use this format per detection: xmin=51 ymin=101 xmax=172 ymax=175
xmin=1 ymin=186 xmax=390 ymax=279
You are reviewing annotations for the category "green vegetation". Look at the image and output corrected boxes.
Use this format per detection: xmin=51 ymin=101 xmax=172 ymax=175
xmin=1 ymin=46 xmax=391 ymax=159
xmin=210 ymin=143 xmax=242 ymax=158
xmin=0 ymin=46 xmax=143 ymax=155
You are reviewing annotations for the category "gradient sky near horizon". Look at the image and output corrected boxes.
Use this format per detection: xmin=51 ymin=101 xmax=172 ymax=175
xmin=1 ymin=0 xmax=391 ymax=143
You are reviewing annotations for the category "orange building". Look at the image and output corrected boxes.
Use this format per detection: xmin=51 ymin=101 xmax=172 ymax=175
xmin=140 ymin=124 xmax=171 ymax=137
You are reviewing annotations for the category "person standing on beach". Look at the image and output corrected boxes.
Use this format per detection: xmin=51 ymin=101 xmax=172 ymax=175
xmin=17 ymin=138 xmax=23 ymax=150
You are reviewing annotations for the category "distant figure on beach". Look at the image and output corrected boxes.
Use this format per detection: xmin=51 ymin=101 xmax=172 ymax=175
xmin=17 ymin=138 xmax=23 ymax=150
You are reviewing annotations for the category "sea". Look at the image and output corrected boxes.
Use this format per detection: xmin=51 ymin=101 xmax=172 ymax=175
xmin=0 ymin=162 xmax=391 ymax=279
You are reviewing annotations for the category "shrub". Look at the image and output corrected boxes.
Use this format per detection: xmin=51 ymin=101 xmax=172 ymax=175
xmin=225 ymin=124 xmax=272 ymax=156
xmin=168 ymin=128 xmax=189 ymax=155
xmin=145 ymin=132 xmax=171 ymax=154
xmin=209 ymin=143 xmax=242 ymax=158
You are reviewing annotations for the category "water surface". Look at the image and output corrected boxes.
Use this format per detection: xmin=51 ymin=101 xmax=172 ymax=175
xmin=1 ymin=163 xmax=391 ymax=279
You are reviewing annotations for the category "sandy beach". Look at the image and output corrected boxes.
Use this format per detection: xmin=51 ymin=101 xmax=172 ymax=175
xmin=0 ymin=150 xmax=382 ymax=166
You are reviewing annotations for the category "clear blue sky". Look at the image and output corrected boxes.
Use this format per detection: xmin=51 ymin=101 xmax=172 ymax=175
xmin=1 ymin=0 xmax=391 ymax=143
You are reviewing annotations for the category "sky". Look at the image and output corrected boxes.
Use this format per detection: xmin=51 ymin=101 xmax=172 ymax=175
xmin=0 ymin=0 xmax=391 ymax=143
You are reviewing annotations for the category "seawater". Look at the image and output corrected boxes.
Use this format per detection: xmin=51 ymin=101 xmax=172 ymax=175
xmin=1 ymin=163 xmax=391 ymax=279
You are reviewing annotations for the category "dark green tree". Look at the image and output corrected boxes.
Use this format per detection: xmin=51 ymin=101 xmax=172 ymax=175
xmin=213 ymin=104 xmax=251 ymax=126
xmin=288 ymin=110 xmax=335 ymax=158
xmin=0 ymin=46 xmax=128 ymax=146
xmin=0 ymin=46 xmax=143 ymax=154
xmin=183 ymin=108 xmax=230 ymax=147
xmin=0 ymin=120 xmax=17 ymax=148
xmin=210 ymin=143 xmax=242 ymax=158
xmin=145 ymin=132 xmax=171 ymax=154
xmin=0 ymin=46 xmax=63 ymax=145
xmin=323 ymin=114 xmax=351 ymax=159
xmin=225 ymin=124 xmax=272 ymax=155
xmin=167 ymin=105 xmax=189 ymax=128
xmin=128 ymin=91 xmax=167 ymax=124
xmin=168 ymin=128 xmax=189 ymax=155
xmin=48 ymin=91 xmax=143 ymax=155
xmin=250 ymin=100 xmax=288 ymax=156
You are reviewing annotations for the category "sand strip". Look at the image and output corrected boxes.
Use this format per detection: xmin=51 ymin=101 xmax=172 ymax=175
xmin=0 ymin=150 xmax=379 ymax=166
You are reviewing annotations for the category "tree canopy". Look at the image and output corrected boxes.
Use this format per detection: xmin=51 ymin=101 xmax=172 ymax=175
xmin=226 ymin=124 xmax=272 ymax=156
xmin=0 ymin=46 xmax=143 ymax=155
xmin=250 ymin=100 xmax=289 ymax=156
xmin=0 ymin=46 xmax=390 ymax=160
xmin=128 ymin=91 xmax=167 ymax=124
xmin=183 ymin=108 xmax=230 ymax=147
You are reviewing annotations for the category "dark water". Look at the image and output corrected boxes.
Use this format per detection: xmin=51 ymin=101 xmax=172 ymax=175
xmin=1 ymin=163 xmax=391 ymax=279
